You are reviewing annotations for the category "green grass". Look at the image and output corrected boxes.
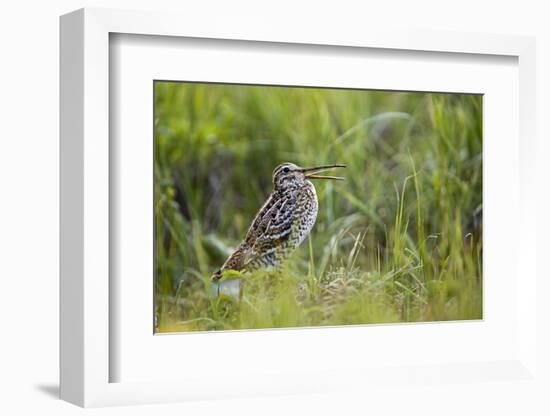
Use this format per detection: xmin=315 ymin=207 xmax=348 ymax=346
xmin=154 ymin=82 xmax=482 ymax=332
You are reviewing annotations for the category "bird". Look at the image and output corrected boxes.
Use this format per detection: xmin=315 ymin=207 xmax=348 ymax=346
xmin=211 ymin=162 xmax=345 ymax=280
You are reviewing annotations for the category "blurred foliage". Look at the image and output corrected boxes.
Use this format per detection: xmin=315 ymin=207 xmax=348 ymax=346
xmin=154 ymin=82 xmax=482 ymax=332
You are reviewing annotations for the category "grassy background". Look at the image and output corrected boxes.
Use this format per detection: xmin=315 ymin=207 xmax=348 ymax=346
xmin=154 ymin=82 xmax=482 ymax=332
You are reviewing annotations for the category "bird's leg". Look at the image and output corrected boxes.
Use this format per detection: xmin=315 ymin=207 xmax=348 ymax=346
xmin=211 ymin=277 xmax=242 ymax=299
xmin=238 ymin=279 xmax=244 ymax=301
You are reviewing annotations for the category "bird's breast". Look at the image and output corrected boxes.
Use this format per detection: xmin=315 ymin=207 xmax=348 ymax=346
xmin=291 ymin=182 xmax=319 ymax=247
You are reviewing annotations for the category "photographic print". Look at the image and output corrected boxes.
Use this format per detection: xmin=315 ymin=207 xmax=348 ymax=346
xmin=154 ymin=82 xmax=482 ymax=333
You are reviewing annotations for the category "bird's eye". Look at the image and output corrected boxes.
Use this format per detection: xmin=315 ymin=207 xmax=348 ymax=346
xmin=283 ymin=167 xmax=290 ymax=173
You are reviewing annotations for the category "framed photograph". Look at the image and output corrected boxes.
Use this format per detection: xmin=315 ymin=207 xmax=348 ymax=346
xmin=60 ymin=8 xmax=538 ymax=407
xmin=152 ymin=81 xmax=483 ymax=334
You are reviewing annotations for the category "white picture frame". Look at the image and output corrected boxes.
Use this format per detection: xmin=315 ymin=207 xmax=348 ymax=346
xmin=60 ymin=7 xmax=538 ymax=407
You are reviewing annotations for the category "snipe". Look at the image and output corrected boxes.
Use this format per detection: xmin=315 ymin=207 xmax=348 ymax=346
xmin=211 ymin=162 xmax=346 ymax=280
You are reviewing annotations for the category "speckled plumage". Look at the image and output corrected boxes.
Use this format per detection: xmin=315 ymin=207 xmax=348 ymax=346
xmin=211 ymin=162 xmax=345 ymax=280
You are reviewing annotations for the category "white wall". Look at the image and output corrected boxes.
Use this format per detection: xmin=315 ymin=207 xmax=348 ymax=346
xmin=1 ymin=1 xmax=548 ymax=415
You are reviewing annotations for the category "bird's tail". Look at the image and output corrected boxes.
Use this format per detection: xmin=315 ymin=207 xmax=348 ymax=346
xmin=210 ymin=269 xmax=222 ymax=281
xmin=211 ymin=247 xmax=246 ymax=281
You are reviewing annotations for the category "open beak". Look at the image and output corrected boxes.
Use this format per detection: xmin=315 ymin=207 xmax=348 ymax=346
xmin=301 ymin=164 xmax=346 ymax=180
